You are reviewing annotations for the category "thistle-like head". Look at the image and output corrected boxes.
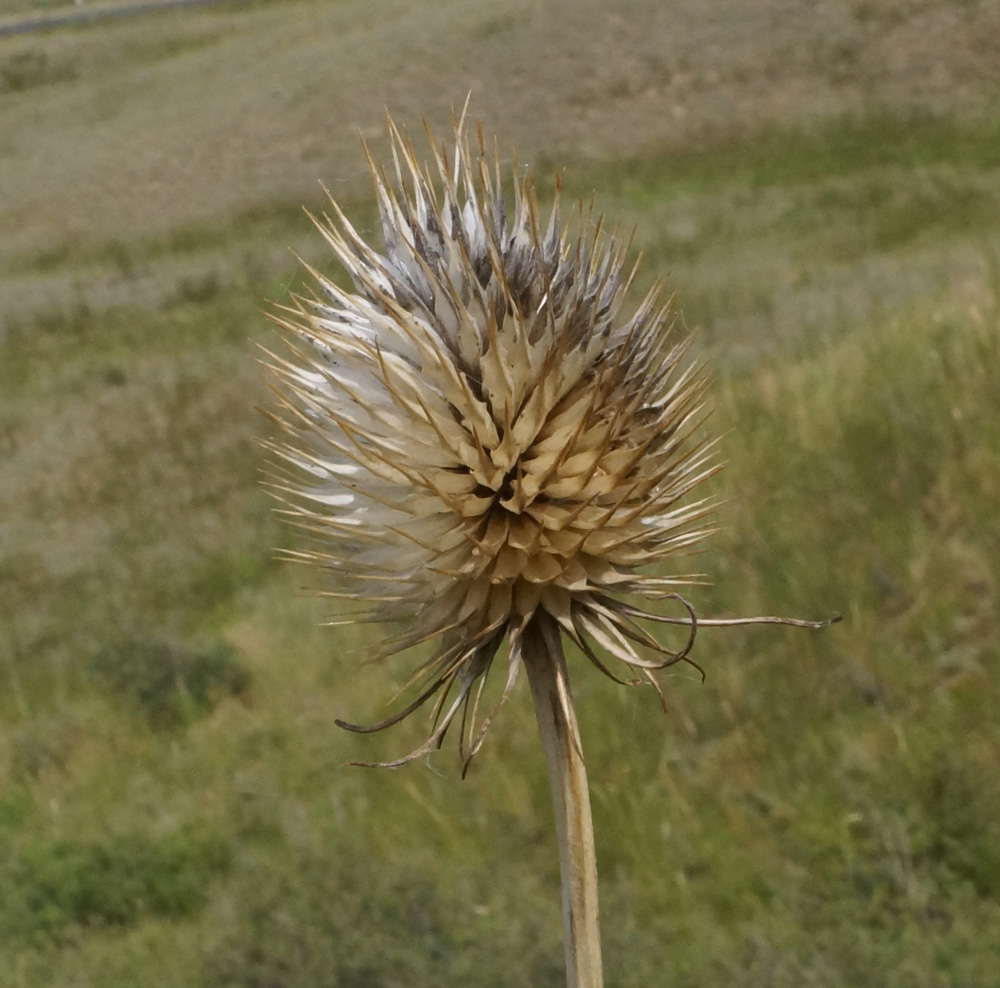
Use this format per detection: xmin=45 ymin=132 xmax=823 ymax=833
xmin=263 ymin=113 xmax=719 ymax=770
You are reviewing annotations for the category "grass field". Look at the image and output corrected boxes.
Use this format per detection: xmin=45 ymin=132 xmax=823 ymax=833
xmin=1 ymin=1 xmax=999 ymax=986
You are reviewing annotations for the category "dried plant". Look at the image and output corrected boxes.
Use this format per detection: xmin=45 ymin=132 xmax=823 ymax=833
xmin=262 ymin=108 xmax=837 ymax=988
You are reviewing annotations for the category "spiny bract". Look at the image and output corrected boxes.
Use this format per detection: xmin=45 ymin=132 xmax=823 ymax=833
xmin=264 ymin=114 xmax=718 ymax=770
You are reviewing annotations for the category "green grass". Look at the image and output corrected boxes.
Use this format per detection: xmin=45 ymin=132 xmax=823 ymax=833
xmin=571 ymin=114 xmax=1000 ymax=201
xmin=2 ymin=61 xmax=1000 ymax=988
xmin=5 ymin=277 xmax=994 ymax=988
xmin=546 ymin=115 xmax=1000 ymax=354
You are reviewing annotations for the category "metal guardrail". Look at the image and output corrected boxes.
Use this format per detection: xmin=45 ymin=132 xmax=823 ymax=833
xmin=0 ymin=0 xmax=257 ymax=37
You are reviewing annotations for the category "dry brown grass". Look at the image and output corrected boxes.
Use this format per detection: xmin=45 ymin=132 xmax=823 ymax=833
xmin=2 ymin=0 xmax=999 ymax=280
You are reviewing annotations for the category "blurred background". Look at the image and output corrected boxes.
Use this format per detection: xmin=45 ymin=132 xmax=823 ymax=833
xmin=1 ymin=1 xmax=998 ymax=985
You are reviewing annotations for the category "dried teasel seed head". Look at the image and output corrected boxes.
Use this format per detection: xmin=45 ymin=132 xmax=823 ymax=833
xmin=262 ymin=111 xmax=721 ymax=769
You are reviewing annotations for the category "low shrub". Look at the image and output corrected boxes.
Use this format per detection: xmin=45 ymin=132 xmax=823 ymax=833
xmin=0 ymin=827 xmax=230 ymax=946
xmin=87 ymin=634 xmax=249 ymax=728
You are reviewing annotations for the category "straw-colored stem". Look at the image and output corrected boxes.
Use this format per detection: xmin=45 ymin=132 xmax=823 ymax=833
xmin=523 ymin=613 xmax=604 ymax=988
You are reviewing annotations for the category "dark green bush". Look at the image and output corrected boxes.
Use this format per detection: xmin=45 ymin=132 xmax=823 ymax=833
xmin=0 ymin=48 xmax=76 ymax=94
xmin=204 ymin=841 xmax=564 ymax=988
xmin=0 ymin=828 xmax=230 ymax=946
xmin=87 ymin=634 xmax=249 ymax=728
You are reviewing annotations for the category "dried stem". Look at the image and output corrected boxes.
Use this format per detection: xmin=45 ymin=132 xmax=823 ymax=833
xmin=523 ymin=612 xmax=604 ymax=988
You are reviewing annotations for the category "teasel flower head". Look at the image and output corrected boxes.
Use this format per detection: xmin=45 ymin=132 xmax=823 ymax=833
xmin=263 ymin=112 xmax=719 ymax=772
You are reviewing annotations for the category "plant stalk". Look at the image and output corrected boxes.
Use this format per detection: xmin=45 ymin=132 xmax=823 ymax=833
xmin=523 ymin=613 xmax=604 ymax=988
